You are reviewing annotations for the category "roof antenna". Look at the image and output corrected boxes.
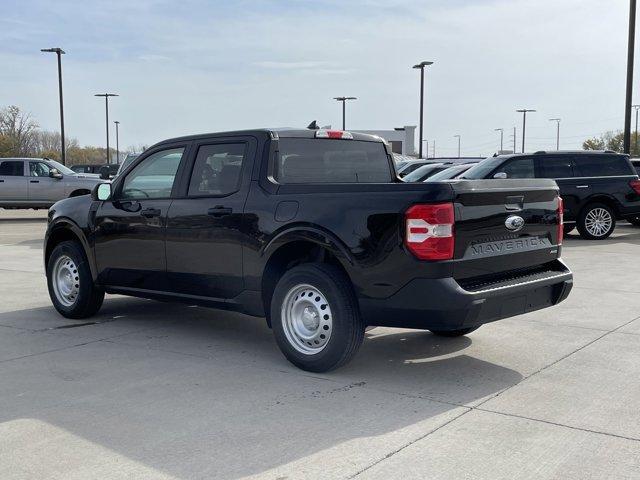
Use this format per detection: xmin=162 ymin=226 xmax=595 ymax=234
xmin=307 ymin=120 xmax=319 ymax=130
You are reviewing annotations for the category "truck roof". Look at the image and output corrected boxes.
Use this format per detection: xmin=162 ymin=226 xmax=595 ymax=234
xmin=154 ymin=129 xmax=386 ymax=148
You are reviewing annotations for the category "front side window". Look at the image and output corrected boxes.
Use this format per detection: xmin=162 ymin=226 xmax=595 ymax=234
xmin=499 ymin=157 xmax=535 ymax=178
xmin=29 ymin=162 xmax=52 ymax=177
xmin=575 ymin=155 xmax=633 ymax=177
xmin=540 ymin=156 xmax=574 ymax=178
xmin=276 ymin=138 xmax=392 ymax=184
xmin=0 ymin=161 xmax=24 ymax=176
xmin=120 ymin=148 xmax=184 ymax=200
xmin=188 ymin=143 xmax=245 ymax=196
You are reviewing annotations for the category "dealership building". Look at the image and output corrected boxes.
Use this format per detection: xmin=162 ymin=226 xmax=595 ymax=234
xmin=352 ymin=126 xmax=417 ymax=156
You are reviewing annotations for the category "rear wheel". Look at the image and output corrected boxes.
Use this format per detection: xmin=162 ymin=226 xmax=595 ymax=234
xmin=271 ymin=263 xmax=364 ymax=372
xmin=429 ymin=326 xmax=480 ymax=337
xmin=577 ymin=203 xmax=615 ymax=240
xmin=47 ymin=240 xmax=104 ymax=319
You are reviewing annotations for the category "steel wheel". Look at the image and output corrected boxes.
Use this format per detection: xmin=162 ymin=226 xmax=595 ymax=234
xmin=584 ymin=207 xmax=613 ymax=237
xmin=51 ymin=255 xmax=80 ymax=307
xmin=281 ymin=283 xmax=333 ymax=355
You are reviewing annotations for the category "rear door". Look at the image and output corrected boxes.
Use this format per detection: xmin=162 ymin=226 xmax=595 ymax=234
xmin=0 ymin=160 xmax=27 ymax=201
xmin=537 ymin=155 xmax=580 ymax=221
xmin=93 ymin=145 xmax=189 ymax=289
xmin=165 ymin=137 xmax=256 ymax=300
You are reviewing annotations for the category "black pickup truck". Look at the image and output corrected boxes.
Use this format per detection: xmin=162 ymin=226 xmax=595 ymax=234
xmin=44 ymin=129 xmax=572 ymax=372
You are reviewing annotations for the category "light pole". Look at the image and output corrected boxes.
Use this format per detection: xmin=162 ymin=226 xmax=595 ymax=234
xmin=633 ymin=105 xmax=640 ymax=154
xmin=114 ymin=121 xmax=120 ymax=163
xmin=549 ymin=118 xmax=561 ymax=150
xmin=494 ymin=128 xmax=504 ymax=152
xmin=454 ymin=134 xmax=461 ymax=158
xmin=516 ymin=109 xmax=536 ymax=153
xmin=624 ymin=0 xmax=637 ymax=153
xmin=333 ymin=96 xmax=357 ymax=130
xmin=41 ymin=47 xmax=66 ymax=165
xmin=94 ymin=93 xmax=118 ymax=163
xmin=413 ymin=61 xmax=434 ymax=159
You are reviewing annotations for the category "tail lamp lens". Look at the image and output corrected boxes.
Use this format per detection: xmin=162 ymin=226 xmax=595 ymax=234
xmin=405 ymin=203 xmax=455 ymax=260
xmin=557 ymin=196 xmax=564 ymax=245
xmin=630 ymin=179 xmax=640 ymax=194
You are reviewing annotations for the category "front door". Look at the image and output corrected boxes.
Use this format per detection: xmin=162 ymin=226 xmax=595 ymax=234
xmin=93 ymin=146 xmax=188 ymax=290
xmin=28 ymin=161 xmax=66 ymax=202
xmin=537 ymin=155 xmax=580 ymax=221
xmin=165 ymin=139 xmax=255 ymax=299
xmin=0 ymin=160 xmax=27 ymax=201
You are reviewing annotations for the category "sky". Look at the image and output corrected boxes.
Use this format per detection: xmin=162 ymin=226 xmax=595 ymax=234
xmin=0 ymin=0 xmax=634 ymax=156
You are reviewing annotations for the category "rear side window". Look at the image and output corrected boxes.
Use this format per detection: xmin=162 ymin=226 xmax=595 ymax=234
xmin=574 ymin=155 xmax=632 ymax=177
xmin=0 ymin=161 xmax=23 ymax=176
xmin=276 ymin=138 xmax=392 ymax=184
xmin=539 ymin=156 xmax=574 ymax=178
xmin=188 ymin=143 xmax=245 ymax=196
xmin=499 ymin=157 xmax=535 ymax=178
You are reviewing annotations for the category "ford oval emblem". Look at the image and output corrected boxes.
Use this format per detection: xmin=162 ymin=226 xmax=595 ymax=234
xmin=505 ymin=215 xmax=525 ymax=232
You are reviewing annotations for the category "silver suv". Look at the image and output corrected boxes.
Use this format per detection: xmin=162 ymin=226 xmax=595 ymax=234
xmin=0 ymin=158 xmax=105 ymax=209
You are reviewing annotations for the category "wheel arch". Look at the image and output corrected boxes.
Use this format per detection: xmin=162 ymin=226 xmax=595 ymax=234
xmin=45 ymin=220 xmax=97 ymax=281
xmin=260 ymin=228 xmax=355 ymax=326
xmin=579 ymin=195 xmax=621 ymax=218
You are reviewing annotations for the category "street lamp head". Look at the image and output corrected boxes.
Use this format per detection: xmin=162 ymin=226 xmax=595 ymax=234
xmin=549 ymin=118 xmax=561 ymax=122
xmin=454 ymin=134 xmax=461 ymax=138
xmin=114 ymin=120 xmax=120 ymax=125
xmin=516 ymin=109 xmax=536 ymax=113
xmin=333 ymin=96 xmax=357 ymax=101
xmin=95 ymin=93 xmax=119 ymax=98
xmin=494 ymin=128 xmax=503 ymax=132
xmin=413 ymin=61 xmax=434 ymax=69
xmin=41 ymin=47 xmax=65 ymax=54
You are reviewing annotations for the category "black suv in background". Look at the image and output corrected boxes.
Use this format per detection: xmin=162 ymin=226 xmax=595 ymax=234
xmin=462 ymin=151 xmax=640 ymax=239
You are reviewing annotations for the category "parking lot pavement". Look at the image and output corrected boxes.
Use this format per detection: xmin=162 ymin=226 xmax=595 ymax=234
xmin=0 ymin=209 xmax=639 ymax=480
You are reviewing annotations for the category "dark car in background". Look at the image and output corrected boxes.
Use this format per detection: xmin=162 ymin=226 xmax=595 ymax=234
xmin=70 ymin=163 xmax=118 ymax=180
xmin=426 ymin=163 xmax=474 ymax=181
xmin=462 ymin=151 xmax=640 ymax=239
xmin=401 ymin=162 xmax=450 ymax=182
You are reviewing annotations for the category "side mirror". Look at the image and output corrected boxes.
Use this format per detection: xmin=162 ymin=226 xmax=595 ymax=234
xmin=92 ymin=183 xmax=112 ymax=201
xmin=49 ymin=168 xmax=63 ymax=179
xmin=493 ymin=172 xmax=508 ymax=179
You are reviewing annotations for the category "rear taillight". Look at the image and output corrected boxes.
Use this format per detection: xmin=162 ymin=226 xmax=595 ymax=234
xmin=315 ymin=129 xmax=353 ymax=139
xmin=557 ymin=196 xmax=564 ymax=245
xmin=405 ymin=203 xmax=455 ymax=260
xmin=630 ymin=179 xmax=640 ymax=194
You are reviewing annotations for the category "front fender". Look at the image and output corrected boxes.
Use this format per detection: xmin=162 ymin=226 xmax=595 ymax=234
xmin=45 ymin=217 xmax=97 ymax=281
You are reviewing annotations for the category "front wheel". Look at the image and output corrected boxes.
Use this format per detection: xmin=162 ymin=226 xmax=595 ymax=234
xmin=271 ymin=263 xmax=364 ymax=372
xmin=429 ymin=326 xmax=480 ymax=337
xmin=47 ymin=240 xmax=104 ymax=319
xmin=577 ymin=203 xmax=616 ymax=240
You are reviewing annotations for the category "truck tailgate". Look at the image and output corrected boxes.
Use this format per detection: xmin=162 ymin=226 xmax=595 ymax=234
xmin=447 ymin=179 xmax=562 ymax=281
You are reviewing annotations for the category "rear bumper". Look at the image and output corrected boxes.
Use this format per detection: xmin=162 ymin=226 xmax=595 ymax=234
xmin=359 ymin=260 xmax=573 ymax=331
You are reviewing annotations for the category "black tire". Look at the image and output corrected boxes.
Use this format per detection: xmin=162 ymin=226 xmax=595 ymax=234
xmin=47 ymin=240 xmax=104 ymax=319
xmin=270 ymin=263 xmax=364 ymax=373
xmin=576 ymin=203 xmax=616 ymax=240
xmin=563 ymin=224 xmax=575 ymax=235
xmin=429 ymin=326 xmax=480 ymax=337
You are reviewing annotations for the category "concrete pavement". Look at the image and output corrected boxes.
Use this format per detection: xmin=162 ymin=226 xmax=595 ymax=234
xmin=0 ymin=208 xmax=639 ymax=479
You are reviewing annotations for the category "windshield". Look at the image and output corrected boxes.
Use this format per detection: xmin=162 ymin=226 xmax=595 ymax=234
xmin=427 ymin=164 xmax=472 ymax=181
xmin=460 ymin=157 xmax=502 ymax=179
xmin=46 ymin=160 xmax=75 ymax=175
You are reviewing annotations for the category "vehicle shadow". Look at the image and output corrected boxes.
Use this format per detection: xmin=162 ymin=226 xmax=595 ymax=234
xmin=0 ymin=297 xmax=523 ymax=479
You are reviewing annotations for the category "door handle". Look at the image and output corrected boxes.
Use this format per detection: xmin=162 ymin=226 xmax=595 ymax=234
xmin=140 ymin=207 xmax=161 ymax=218
xmin=0 ymin=179 xmax=4 ymax=183
xmin=207 ymin=206 xmax=233 ymax=217
xmin=30 ymin=180 xmax=40 ymax=183
xmin=576 ymin=185 xmax=590 ymax=188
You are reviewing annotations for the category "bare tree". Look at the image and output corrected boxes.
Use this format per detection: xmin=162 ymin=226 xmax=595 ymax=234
xmin=0 ymin=105 xmax=39 ymax=156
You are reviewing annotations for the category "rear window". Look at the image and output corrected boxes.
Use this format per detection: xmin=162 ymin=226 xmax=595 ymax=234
xmin=0 ymin=161 xmax=23 ymax=176
xmin=460 ymin=157 xmax=501 ymax=179
xmin=574 ymin=155 xmax=632 ymax=177
xmin=275 ymin=138 xmax=392 ymax=183
xmin=402 ymin=164 xmax=447 ymax=182
xmin=539 ymin=156 xmax=574 ymax=178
